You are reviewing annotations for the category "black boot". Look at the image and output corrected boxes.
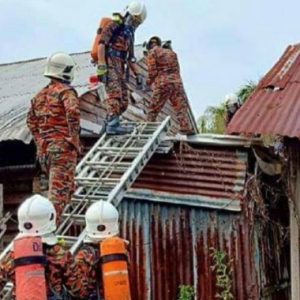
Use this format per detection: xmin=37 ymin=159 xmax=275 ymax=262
xmin=106 ymin=115 xmax=133 ymax=135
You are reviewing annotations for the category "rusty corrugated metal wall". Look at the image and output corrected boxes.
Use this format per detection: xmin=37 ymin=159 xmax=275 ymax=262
xmin=119 ymin=198 xmax=259 ymax=300
xmin=130 ymin=143 xmax=247 ymax=211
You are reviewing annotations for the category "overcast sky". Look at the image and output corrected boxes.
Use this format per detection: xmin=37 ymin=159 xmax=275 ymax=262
xmin=1 ymin=0 xmax=300 ymax=118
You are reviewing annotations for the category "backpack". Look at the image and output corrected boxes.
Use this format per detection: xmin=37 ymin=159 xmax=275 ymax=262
xmin=90 ymin=14 xmax=135 ymax=64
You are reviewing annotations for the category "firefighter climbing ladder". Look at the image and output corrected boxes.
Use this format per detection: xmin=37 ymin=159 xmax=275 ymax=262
xmin=0 ymin=117 xmax=171 ymax=299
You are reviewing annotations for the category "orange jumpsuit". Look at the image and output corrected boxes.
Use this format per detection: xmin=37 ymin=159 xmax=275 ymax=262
xmin=146 ymin=46 xmax=191 ymax=132
xmin=26 ymin=81 xmax=80 ymax=218
xmin=99 ymin=20 xmax=134 ymax=116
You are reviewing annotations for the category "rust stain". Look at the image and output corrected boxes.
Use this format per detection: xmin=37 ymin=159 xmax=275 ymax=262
xmin=227 ymin=43 xmax=300 ymax=137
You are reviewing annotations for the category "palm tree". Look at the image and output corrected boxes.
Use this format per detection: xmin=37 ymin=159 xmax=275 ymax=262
xmin=197 ymin=80 xmax=257 ymax=134
xmin=198 ymin=104 xmax=226 ymax=134
xmin=237 ymin=80 xmax=257 ymax=103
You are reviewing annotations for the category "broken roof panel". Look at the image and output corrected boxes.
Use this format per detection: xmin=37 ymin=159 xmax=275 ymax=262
xmin=227 ymin=43 xmax=300 ymax=137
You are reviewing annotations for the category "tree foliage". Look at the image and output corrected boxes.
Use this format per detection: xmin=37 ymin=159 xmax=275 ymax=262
xmin=198 ymin=80 xmax=257 ymax=134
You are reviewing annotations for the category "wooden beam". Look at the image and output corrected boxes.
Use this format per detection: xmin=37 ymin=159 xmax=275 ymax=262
xmin=289 ymin=139 xmax=300 ymax=299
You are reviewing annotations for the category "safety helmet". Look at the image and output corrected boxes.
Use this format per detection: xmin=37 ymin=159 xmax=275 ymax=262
xmin=18 ymin=195 xmax=56 ymax=238
xmin=44 ymin=52 xmax=76 ymax=84
xmin=124 ymin=1 xmax=147 ymax=25
xmin=85 ymin=200 xmax=119 ymax=242
xmin=146 ymin=36 xmax=162 ymax=50
xmin=225 ymin=93 xmax=239 ymax=106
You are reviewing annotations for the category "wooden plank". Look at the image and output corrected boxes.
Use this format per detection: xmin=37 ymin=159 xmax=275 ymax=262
xmin=4 ymin=193 xmax=32 ymax=205
xmin=289 ymin=139 xmax=300 ymax=300
xmin=3 ymin=181 xmax=32 ymax=193
xmin=80 ymin=99 xmax=106 ymax=116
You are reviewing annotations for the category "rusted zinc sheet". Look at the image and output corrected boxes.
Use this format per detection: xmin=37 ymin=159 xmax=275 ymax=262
xmin=128 ymin=143 xmax=248 ymax=211
xmin=119 ymin=198 xmax=259 ymax=300
xmin=227 ymin=43 xmax=300 ymax=137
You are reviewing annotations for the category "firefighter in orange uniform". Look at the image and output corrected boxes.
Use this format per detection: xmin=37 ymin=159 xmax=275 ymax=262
xmin=95 ymin=1 xmax=147 ymax=135
xmin=0 ymin=195 xmax=82 ymax=299
xmin=75 ymin=200 xmax=131 ymax=300
xmin=26 ymin=52 xmax=81 ymax=219
xmin=145 ymin=36 xmax=194 ymax=135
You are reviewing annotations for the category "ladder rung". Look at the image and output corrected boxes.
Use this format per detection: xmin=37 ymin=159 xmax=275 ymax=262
xmin=71 ymin=196 xmax=108 ymax=202
xmin=73 ymin=193 xmax=109 ymax=200
xmin=89 ymin=166 xmax=128 ymax=172
xmin=85 ymin=161 xmax=131 ymax=166
xmin=97 ymin=147 xmax=143 ymax=151
xmin=61 ymin=214 xmax=85 ymax=225
xmin=76 ymin=177 xmax=120 ymax=182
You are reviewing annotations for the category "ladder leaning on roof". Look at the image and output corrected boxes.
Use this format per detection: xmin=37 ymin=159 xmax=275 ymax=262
xmin=0 ymin=116 xmax=171 ymax=299
xmin=0 ymin=213 xmax=12 ymax=242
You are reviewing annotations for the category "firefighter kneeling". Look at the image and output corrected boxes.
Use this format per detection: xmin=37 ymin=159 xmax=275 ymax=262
xmin=75 ymin=200 xmax=131 ymax=300
xmin=0 ymin=195 xmax=82 ymax=300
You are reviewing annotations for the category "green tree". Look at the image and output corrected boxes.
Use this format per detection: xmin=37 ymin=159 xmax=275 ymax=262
xmin=198 ymin=104 xmax=226 ymax=134
xmin=237 ymin=80 xmax=257 ymax=103
xmin=197 ymin=80 xmax=257 ymax=134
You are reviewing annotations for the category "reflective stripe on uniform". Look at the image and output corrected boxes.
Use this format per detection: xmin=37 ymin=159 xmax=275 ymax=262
xmin=103 ymin=270 xmax=128 ymax=277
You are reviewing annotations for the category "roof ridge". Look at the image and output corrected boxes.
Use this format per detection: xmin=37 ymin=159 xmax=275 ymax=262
xmin=0 ymin=43 xmax=145 ymax=67
xmin=0 ymin=50 xmax=91 ymax=67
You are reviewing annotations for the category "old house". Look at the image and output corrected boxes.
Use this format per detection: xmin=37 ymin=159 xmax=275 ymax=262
xmin=0 ymin=47 xmax=290 ymax=299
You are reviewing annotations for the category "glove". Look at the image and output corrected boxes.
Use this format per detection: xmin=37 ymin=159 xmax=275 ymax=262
xmin=96 ymin=64 xmax=108 ymax=83
xmin=136 ymin=73 xmax=143 ymax=90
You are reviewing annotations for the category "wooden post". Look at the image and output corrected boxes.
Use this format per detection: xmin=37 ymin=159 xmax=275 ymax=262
xmin=0 ymin=184 xmax=3 ymax=250
xmin=289 ymin=139 xmax=300 ymax=299
xmin=0 ymin=184 xmax=3 ymax=219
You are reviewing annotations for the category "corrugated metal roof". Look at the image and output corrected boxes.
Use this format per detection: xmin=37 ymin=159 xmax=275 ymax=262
xmin=227 ymin=43 xmax=300 ymax=137
xmin=119 ymin=198 xmax=258 ymax=300
xmin=0 ymin=48 xmax=197 ymax=143
xmin=128 ymin=143 xmax=248 ymax=211
xmin=167 ymin=133 xmax=263 ymax=147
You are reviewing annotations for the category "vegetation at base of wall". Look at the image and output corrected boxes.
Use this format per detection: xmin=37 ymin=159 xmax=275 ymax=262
xmin=178 ymin=285 xmax=195 ymax=300
xmin=210 ymin=248 xmax=234 ymax=300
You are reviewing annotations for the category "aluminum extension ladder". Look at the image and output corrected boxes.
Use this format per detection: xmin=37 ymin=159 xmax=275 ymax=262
xmin=0 ymin=117 xmax=171 ymax=299
xmin=0 ymin=213 xmax=12 ymax=243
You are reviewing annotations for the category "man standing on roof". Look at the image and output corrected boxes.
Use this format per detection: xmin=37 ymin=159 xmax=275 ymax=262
xmin=96 ymin=1 xmax=147 ymax=135
xmin=0 ymin=195 xmax=82 ymax=299
xmin=145 ymin=36 xmax=194 ymax=135
xmin=75 ymin=200 xmax=131 ymax=300
xmin=26 ymin=52 xmax=81 ymax=220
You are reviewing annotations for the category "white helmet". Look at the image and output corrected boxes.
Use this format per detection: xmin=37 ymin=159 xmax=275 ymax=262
xmin=44 ymin=52 xmax=76 ymax=83
xmin=225 ymin=93 xmax=239 ymax=106
xmin=124 ymin=1 xmax=147 ymax=24
xmin=85 ymin=200 xmax=119 ymax=243
xmin=17 ymin=195 xmax=57 ymax=244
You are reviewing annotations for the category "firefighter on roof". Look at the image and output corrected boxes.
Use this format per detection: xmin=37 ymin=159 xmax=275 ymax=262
xmin=224 ymin=93 xmax=241 ymax=126
xmin=75 ymin=200 xmax=131 ymax=300
xmin=145 ymin=36 xmax=194 ymax=135
xmin=92 ymin=1 xmax=147 ymax=135
xmin=0 ymin=195 xmax=82 ymax=299
xmin=26 ymin=52 xmax=81 ymax=220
